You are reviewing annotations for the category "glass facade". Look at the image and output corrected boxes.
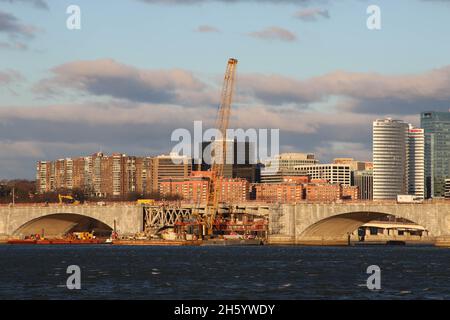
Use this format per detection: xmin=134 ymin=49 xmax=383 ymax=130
xmin=421 ymin=111 xmax=450 ymax=198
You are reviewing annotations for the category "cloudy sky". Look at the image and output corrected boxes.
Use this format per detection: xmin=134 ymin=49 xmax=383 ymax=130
xmin=1 ymin=0 xmax=450 ymax=179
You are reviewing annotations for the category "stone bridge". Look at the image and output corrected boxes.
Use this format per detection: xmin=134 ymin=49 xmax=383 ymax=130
xmin=0 ymin=204 xmax=143 ymax=239
xmin=269 ymin=202 xmax=450 ymax=245
xmin=0 ymin=203 xmax=269 ymax=239
xmin=1 ymin=202 xmax=450 ymax=245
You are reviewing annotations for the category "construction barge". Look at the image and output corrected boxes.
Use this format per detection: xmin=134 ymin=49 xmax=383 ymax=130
xmin=7 ymin=238 xmax=264 ymax=246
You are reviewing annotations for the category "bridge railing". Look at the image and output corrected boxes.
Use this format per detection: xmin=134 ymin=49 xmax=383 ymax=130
xmin=0 ymin=198 xmax=448 ymax=208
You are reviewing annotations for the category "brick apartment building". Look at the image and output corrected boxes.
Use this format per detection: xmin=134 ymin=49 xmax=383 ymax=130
xmin=36 ymin=152 xmax=190 ymax=198
xmin=253 ymin=177 xmax=359 ymax=203
xmin=160 ymin=171 xmax=249 ymax=203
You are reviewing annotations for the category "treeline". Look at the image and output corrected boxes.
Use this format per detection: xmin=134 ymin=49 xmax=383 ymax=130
xmin=0 ymin=180 xmax=183 ymax=204
xmin=0 ymin=180 xmax=36 ymax=204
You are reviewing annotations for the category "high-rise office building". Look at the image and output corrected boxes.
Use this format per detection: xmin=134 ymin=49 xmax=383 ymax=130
xmin=200 ymin=140 xmax=260 ymax=183
xmin=373 ymin=118 xmax=409 ymax=200
xmin=408 ymin=126 xmax=425 ymax=199
xmin=421 ymin=111 xmax=450 ymax=198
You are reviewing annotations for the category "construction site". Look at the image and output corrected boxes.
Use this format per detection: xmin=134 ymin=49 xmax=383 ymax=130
xmin=6 ymin=58 xmax=450 ymax=247
xmin=115 ymin=58 xmax=270 ymax=246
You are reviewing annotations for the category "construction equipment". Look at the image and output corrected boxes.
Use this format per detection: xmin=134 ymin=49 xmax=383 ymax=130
xmin=58 ymin=194 xmax=80 ymax=205
xmin=72 ymin=232 xmax=94 ymax=240
xmin=137 ymin=199 xmax=156 ymax=206
xmin=204 ymin=58 xmax=238 ymax=236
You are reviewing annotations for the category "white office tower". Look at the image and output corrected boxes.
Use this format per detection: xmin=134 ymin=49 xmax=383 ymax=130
xmin=408 ymin=126 xmax=425 ymax=199
xmin=373 ymin=119 xmax=409 ymax=200
xmin=263 ymin=153 xmax=318 ymax=173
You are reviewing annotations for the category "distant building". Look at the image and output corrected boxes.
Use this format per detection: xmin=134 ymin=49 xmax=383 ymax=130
xmin=373 ymin=118 xmax=409 ymax=200
xmin=306 ymin=182 xmax=341 ymax=202
xmin=408 ymin=126 xmax=425 ymax=199
xmin=260 ymin=171 xmax=310 ymax=184
xmin=152 ymin=153 xmax=192 ymax=191
xmin=160 ymin=175 xmax=209 ymax=203
xmin=292 ymin=164 xmax=352 ymax=186
xmin=160 ymin=172 xmax=249 ymax=203
xmin=364 ymin=162 xmax=374 ymax=171
xmin=36 ymin=161 xmax=51 ymax=193
xmin=263 ymin=153 xmax=318 ymax=173
xmin=200 ymin=140 xmax=260 ymax=183
xmin=341 ymin=185 xmax=359 ymax=201
xmin=305 ymin=180 xmax=358 ymax=202
xmin=254 ymin=174 xmax=358 ymax=203
xmin=421 ymin=111 xmax=450 ymax=198
xmin=253 ymin=183 xmax=304 ymax=203
xmin=135 ymin=157 xmax=153 ymax=195
xmin=333 ymin=158 xmax=366 ymax=171
xmin=353 ymin=170 xmax=373 ymax=200
xmin=37 ymin=153 xmax=159 ymax=198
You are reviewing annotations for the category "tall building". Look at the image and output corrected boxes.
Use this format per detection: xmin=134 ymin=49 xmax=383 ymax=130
xmin=37 ymin=153 xmax=157 ymax=198
xmin=36 ymin=161 xmax=51 ymax=193
xmin=135 ymin=157 xmax=153 ymax=195
xmin=421 ymin=111 xmax=450 ymax=198
xmin=353 ymin=170 xmax=373 ymax=200
xmin=408 ymin=126 xmax=425 ymax=199
xmin=200 ymin=140 xmax=260 ymax=183
xmin=292 ymin=164 xmax=352 ymax=186
xmin=152 ymin=153 xmax=192 ymax=191
xmin=373 ymin=118 xmax=409 ymax=200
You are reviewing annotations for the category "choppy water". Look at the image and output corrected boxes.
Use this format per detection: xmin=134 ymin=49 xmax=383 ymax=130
xmin=0 ymin=245 xmax=449 ymax=300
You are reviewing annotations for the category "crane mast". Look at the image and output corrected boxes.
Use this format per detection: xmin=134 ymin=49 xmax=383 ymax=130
xmin=205 ymin=58 xmax=238 ymax=235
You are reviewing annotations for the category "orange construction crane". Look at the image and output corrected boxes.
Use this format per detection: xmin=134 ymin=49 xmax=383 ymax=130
xmin=204 ymin=58 xmax=238 ymax=235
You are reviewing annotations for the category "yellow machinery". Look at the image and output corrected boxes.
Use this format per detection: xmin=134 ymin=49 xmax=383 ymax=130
xmin=204 ymin=58 xmax=238 ymax=235
xmin=72 ymin=232 xmax=94 ymax=240
xmin=137 ymin=199 xmax=156 ymax=205
xmin=58 ymin=194 xmax=80 ymax=205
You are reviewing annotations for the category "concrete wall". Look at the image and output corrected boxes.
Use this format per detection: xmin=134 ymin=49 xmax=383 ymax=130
xmin=268 ymin=203 xmax=450 ymax=245
xmin=0 ymin=204 xmax=143 ymax=239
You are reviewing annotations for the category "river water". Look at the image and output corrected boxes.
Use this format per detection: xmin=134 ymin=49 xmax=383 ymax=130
xmin=0 ymin=245 xmax=449 ymax=300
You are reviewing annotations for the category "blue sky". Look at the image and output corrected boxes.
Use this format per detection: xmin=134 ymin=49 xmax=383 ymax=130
xmin=1 ymin=0 xmax=450 ymax=179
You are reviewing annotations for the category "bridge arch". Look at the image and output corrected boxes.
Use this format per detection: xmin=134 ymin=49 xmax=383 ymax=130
xmin=299 ymin=211 xmax=424 ymax=239
xmin=13 ymin=213 xmax=113 ymax=238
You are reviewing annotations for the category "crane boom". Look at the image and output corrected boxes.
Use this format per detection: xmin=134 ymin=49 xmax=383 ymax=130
xmin=205 ymin=58 xmax=238 ymax=235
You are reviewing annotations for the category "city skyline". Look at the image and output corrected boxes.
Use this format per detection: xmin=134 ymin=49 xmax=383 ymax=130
xmin=1 ymin=0 xmax=450 ymax=179
xmin=2 ymin=0 xmax=450 ymax=305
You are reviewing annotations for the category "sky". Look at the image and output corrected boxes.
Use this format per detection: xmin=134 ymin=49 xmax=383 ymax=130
xmin=0 ymin=0 xmax=450 ymax=179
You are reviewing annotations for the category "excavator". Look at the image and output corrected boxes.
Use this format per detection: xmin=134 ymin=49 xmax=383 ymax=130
xmin=58 ymin=194 xmax=80 ymax=205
